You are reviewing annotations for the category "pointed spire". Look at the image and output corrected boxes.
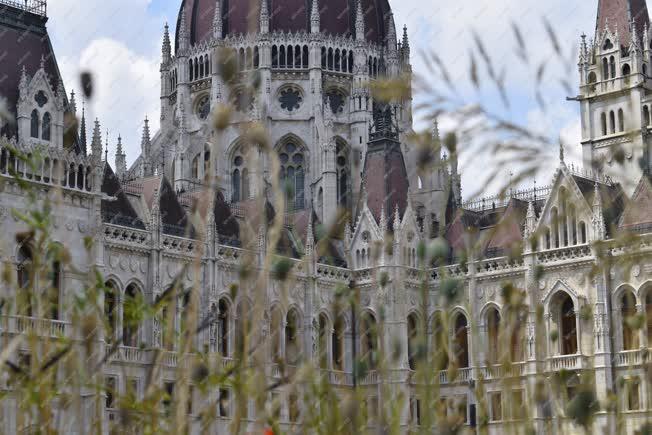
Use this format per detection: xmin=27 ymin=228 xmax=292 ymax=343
xmin=39 ymin=55 xmax=45 ymax=71
xmin=150 ymin=186 xmax=162 ymax=232
xmin=392 ymin=204 xmax=401 ymax=233
xmin=402 ymin=25 xmax=411 ymax=62
xmin=344 ymin=220 xmax=352 ymax=248
xmin=142 ymin=115 xmax=151 ymax=149
xmin=355 ymin=0 xmax=365 ymax=42
xmin=260 ymin=0 xmax=269 ymax=34
xmin=305 ymin=214 xmax=315 ymax=255
xmin=579 ymin=33 xmax=588 ymax=65
xmin=80 ymin=100 xmax=87 ymax=153
xmin=212 ymin=0 xmax=223 ymax=40
xmin=178 ymin=6 xmax=190 ymax=53
xmin=115 ymin=134 xmax=127 ymax=179
xmin=559 ymin=140 xmax=565 ymax=164
xmin=162 ymin=23 xmax=172 ymax=64
xmin=91 ymin=118 xmax=102 ymax=161
xmin=379 ymin=204 xmax=387 ymax=234
xmin=69 ymin=90 xmax=77 ymax=114
xmin=386 ymin=12 xmax=397 ymax=54
xmin=592 ymin=182 xmax=606 ymax=239
xmin=310 ymin=0 xmax=320 ymax=34
xmin=105 ymin=130 xmax=109 ymax=162
xmin=524 ymin=200 xmax=537 ymax=238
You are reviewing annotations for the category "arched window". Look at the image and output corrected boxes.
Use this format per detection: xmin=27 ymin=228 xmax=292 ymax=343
xmin=328 ymin=48 xmax=333 ymax=70
xmin=407 ymin=313 xmax=420 ymax=370
xmin=239 ymin=48 xmax=245 ymax=71
xmin=235 ymin=301 xmax=251 ymax=357
xmin=348 ymin=51 xmax=354 ymax=73
xmin=205 ymin=55 xmax=210 ymax=76
xmin=431 ymin=312 xmax=448 ymax=370
xmin=246 ymin=47 xmax=253 ymax=70
xmin=302 ymin=45 xmax=309 ymax=68
xmin=622 ymin=63 xmax=631 ymax=76
xmin=569 ymin=204 xmax=577 ymax=245
xmin=278 ymin=141 xmax=305 ymax=210
xmin=552 ymin=292 xmax=577 ymax=355
xmin=333 ymin=315 xmax=345 ymax=371
xmin=646 ymin=290 xmax=652 ymax=344
xmin=42 ymin=112 xmax=51 ymax=141
xmin=191 ymin=155 xmax=199 ymax=179
xmin=603 ymin=39 xmax=613 ymax=50
xmin=361 ymin=312 xmax=378 ymax=369
xmin=189 ymin=59 xmax=194 ymax=81
xmin=486 ymin=308 xmax=500 ymax=364
xmin=453 ymin=313 xmax=469 ymax=368
xmin=621 ymin=290 xmax=639 ymax=350
xmin=279 ymin=45 xmax=286 ymax=68
xmin=241 ymin=168 xmax=249 ymax=201
xmin=46 ymin=254 xmax=61 ymax=320
xmin=254 ymin=46 xmax=260 ymax=68
xmin=610 ymin=56 xmax=616 ymax=79
xmin=321 ymin=47 xmax=326 ymax=68
xmin=579 ymin=221 xmax=587 ymax=244
xmin=232 ymin=169 xmax=240 ymax=203
xmin=218 ymin=299 xmax=230 ymax=355
xmin=602 ymin=58 xmax=609 ymax=79
xmin=317 ymin=314 xmax=328 ymax=368
xmin=587 ymin=71 xmax=597 ymax=84
xmin=610 ymin=110 xmax=616 ymax=134
xmin=272 ymin=45 xmax=279 ymax=68
xmin=335 ymin=49 xmax=341 ymax=71
xmin=286 ymin=309 xmax=301 ymax=365
xmin=104 ymin=282 xmax=117 ymax=343
xmin=618 ymin=108 xmax=624 ymax=132
xmin=601 ymin=112 xmax=607 ymax=136
xmin=17 ymin=245 xmax=33 ymax=316
xmin=30 ymin=109 xmax=39 ymax=138
xmin=551 ymin=208 xmax=560 ymax=249
xmin=336 ymin=142 xmax=350 ymax=207
xmin=294 ymin=45 xmax=301 ymax=68
xmin=270 ymin=307 xmax=283 ymax=362
xmin=199 ymin=55 xmax=204 ymax=77
xmin=644 ymin=106 xmax=650 ymax=127
xmin=204 ymin=147 xmax=211 ymax=175
xmin=77 ymin=164 xmax=84 ymax=189
xmin=123 ymin=284 xmax=142 ymax=347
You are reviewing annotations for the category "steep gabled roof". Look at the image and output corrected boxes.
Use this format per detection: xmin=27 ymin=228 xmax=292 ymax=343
xmin=101 ymin=164 xmax=146 ymax=229
xmin=0 ymin=4 xmax=65 ymax=140
xmin=619 ymin=174 xmax=652 ymax=230
xmin=595 ymin=0 xmax=649 ymax=47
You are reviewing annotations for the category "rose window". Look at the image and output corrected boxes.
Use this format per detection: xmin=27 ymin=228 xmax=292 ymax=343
xmin=278 ymin=87 xmax=303 ymax=112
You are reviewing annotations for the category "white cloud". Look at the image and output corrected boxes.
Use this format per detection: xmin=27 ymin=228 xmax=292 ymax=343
xmin=59 ymin=39 xmax=161 ymax=163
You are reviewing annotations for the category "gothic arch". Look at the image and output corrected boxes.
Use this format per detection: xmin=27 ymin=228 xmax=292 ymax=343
xmin=542 ymin=279 xmax=583 ymax=312
xmin=479 ymin=302 xmax=502 ymax=321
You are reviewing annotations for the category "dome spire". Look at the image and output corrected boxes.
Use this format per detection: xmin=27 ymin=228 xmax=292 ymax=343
xmin=162 ymin=23 xmax=171 ymax=64
xmin=212 ymin=0 xmax=223 ymax=40
xmin=178 ymin=6 xmax=190 ymax=53
xmin=260 ymin=0 xmax=269 ymax=34
xmin=311 ymin=0 xmax=320 ymax=34
xmin=355 ymin=0 xmax=365 ymax=42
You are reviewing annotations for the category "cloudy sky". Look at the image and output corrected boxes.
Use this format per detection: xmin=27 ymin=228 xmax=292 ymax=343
xmin=47 ymin=0 xmax=619 ymax=196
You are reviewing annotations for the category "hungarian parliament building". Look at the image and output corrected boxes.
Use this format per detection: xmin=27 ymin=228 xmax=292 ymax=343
xmin=0 ymin=0 xmax=651 ymax=433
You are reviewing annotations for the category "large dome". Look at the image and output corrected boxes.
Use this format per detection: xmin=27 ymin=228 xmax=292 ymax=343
xmin=174 ymin=0 xmax=392 ymax=50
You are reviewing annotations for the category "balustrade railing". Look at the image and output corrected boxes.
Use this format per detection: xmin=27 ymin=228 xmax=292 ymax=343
xmin=2 ymin=315 xmax=69 ymax=338
xmin=548 ymin=354 xmax=587 ymax=371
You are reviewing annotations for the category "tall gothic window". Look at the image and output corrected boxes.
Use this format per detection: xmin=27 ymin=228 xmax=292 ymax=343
xmin=360 ymin=312 xmax=378 ymax=370
xmin=123 ymin=284 xmax=142 ymax=347
xmin=453 ymin=313 xmax=469 ymax=368
xmin=486 ymin=308 xmax=501 ymax=364
xmin=336 ymin=142 xmax=350 ymax=207
xmin=231 ymin=152 xmax=249 ymax=202
xmin=42 ymin=112 xmax=51 ymax=141
xmin=104 ymin=281 xmax=117 ymax=343
xmin=278 ymin=142 xmax=305 ymax=210
xmin=218 ymin=299 xmax=229 ymax=356
xmin=17 ymin=245 xmax=33 ymax=316
xmin=622 ymin=290 xmax=639 ymax=350
xmin=30 ymin=110 xmax=39 ymax=138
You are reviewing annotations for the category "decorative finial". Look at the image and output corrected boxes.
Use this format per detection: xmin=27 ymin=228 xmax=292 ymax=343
xmin=162 ymin=23 xmax=172 ymax=63
xmin=559 ymin=140 xmax=565 ymax=164
xmin=178 ymin=6 xmax=190 ymax=53
xmin=310 ymin=0 xmax=320 ymax=33
xmin=39 ymin=55 xmax=45 ymax=70
xmin=260 ymin=0 xmax=269 ymax=34
xmin=355 ymin=0 xmax=365 ymax=42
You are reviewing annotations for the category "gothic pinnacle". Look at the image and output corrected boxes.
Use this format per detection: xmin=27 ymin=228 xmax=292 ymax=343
xmin=178 ymin=6 xmax=189 ymax=53
xmin=355 ymin=0 xmax=365 ymax=42
xmin=162 ymin=23 xmax=172 ymax=63
xmin=260 ymin=0 xmax=269 ymax=34
xmin=310 ymin=0 xmax=320 ymax=33
xmin=213 ymin=0 xmax=223 ymax=40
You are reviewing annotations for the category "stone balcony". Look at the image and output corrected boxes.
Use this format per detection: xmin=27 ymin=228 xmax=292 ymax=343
xmin=615 ymin=349 xmax=651 ymax=367
xmin=1 ymin=315 xmax=70 ymax=338
xmin=547 ymin=354 xmax=590 ymax=371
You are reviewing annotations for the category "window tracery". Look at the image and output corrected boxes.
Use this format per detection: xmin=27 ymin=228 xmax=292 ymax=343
xmin=278 ymin=141 xmax=305 ymax=210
